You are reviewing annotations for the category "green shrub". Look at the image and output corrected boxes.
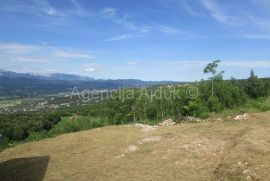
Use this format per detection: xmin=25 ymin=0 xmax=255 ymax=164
xmin=0 ymin=113 xmax=60 ymax=142
xmin=208 ymin=96 xmax=222 ymax=112
xmin=249 ymin=98 xmax=270 ymax=111
xmin=0 ymin=135 xmax=9 ymax=150
xmin=27 ymin=131 xmax=50 ymax=141
xmin=245 ymin=70 xmax=267 ymax=99
xmin=183 ymin=100 xmax=209 ymax=118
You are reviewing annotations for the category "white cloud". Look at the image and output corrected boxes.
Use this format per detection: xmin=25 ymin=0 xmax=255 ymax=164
xmin=162 ymin=0 xmax=270 ymax=38
xmin=222 ymin=61 xmax=270 ymax=68
xmin=166 ymin=60 xmax=270 ymax=68
xmin=105 ymin=34 xmax=132 ymax=41
xmin=0 ymin=43 xmax=40 ymax=54
xmin=0 ymin=0 xmax=93 ymax=27
xmin=14 ymin=56 xmax=49 ymax=63
xmin=39 ymin=0 xmax=60 ymax=16
xmin=100 ymin=8 xmax=153 ymax=33
xmin=200 ymin=0 xmax=270 ymax=30
xmin=68 ymin=0 xmax=91 ymax=17
xmin=240 ymin=34 xmax=270 ymax=40
xmin=113 ymin=14 xmax=150 ymax=33
xmin=157 ymin=25 xmax=179 ymax=34
xmin=127 ymin=61 xmax=139 ymax=65
xmin=100 ymin=7 xmax=116 ymax=17
xmin=166 ymin=61 xmax=206 ymax=67
xmin=178 ymin=0 xmax=201 ymax=16
xmin=0 ymin=0 xmax=64 ymax=17
xmin=0 ymin=42 xmax=94 ymax=64
xmin=84 ymin=67 xmax=95 ymax=72
xmin=53 ymin=50 xmax=93 ymax=59
xmin=200 ymin=0 xmax=239 ymax=25
xmin=83 ymin=63 xmax=100 ymax=73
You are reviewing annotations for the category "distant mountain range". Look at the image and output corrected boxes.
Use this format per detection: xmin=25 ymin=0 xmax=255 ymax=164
xmin=0 ymin=71 xmax=94 ymax=81
xmin=0 ymin=70 xmax=180 ymax=98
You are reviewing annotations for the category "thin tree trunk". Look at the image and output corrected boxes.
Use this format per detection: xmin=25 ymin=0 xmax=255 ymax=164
xmin=212 ymin=74 xmax=214 ymax=96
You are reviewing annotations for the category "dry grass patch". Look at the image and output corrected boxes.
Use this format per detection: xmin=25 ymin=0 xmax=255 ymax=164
xmin=1 ymin=112 xmax=270 ymax=180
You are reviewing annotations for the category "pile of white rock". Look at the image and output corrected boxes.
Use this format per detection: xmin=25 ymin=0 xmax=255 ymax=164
xmin=234 ymin=113 xmax=250 ymax=120
xmin=184 ymin=116 xmax=202 ymax=122
xmin=135 ymin=118 xmax=176 ymax=132
xmin=158 ymin=119 xmax=176 ymax=126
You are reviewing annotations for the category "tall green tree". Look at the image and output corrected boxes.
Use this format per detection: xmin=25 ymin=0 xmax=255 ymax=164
xmin=203 ymin=60 xmax=224 ymax=96
xmin=245 ymin=69 xmax=266 ymax=99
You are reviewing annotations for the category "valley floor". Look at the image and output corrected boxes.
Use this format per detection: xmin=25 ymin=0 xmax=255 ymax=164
xmin=1 ymin=112 xmax=270 ymax=180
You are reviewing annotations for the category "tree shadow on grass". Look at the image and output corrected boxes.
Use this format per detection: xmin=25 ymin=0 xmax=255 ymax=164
xmin=0 ymin=156 xmax=50 ymax=181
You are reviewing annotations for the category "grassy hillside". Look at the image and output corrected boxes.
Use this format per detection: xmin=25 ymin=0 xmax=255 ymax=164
xmin=1 ymin=112 xmax=270 ymax=180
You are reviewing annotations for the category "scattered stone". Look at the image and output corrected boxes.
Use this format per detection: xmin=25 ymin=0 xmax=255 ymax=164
xmin=138 ymin=136 xmax=161 ymax=144
xmin=135 ymin=123 xmax=158 ymax=132
xmin=217 ymin=118 xmax=223 ymax=121
xmin=243 ymin=170 xmax=250 ymax=175
xmin=135 ymin=118 xmax=176 ymax=132
xmin=234 ymin=113 xmax=250 ymax=120
xmin=115 ymin=153 xmax=125 ymax=159
xmin=184 ymin=116 xmax=202 ymax=122
xmin=158 ymin=119 xmax=176 ymax=126
xmin=125 ymin=145 xmax=138 ymax=152
xmin=237 ymin=161 xmax=242 ymax=167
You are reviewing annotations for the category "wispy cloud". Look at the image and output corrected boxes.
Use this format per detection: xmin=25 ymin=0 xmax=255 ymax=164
xmin=100 ymin=6 xmax=182 ymax=35
xmin=127 ymin=61 xmax=139 ymax=65
xmin=0 ymin=43 xmax=40 ymax=53
xmin=222 ymin=61 xmax=270 ymax=68
xmin=164 ymin=0 xmax=270 ymax=39
xmin=0 ymin=0 xmax=92 ymax=26
xmin=83 ymin=63 xmax=102 ymax=73
xmin=0 ymin=0 xmax=63 ymax=17
xmin=100 ymin=7 xmax=116 ymax=17
xmin=200 ymin=0 xmax=241 ymax=26
xmin=13 ymin=56 xmax=50 ymax=63
xmin=53 ymin=50 xmax=93 ymax=59
xmin=166 ymin=60 xmax=270 ymax=68
xmin=0 ymin=42 xmax=98 ymax=75
xmin=0 ymin=42 xmax=94 ymax=63
xmin=110 ymin=12 xmax=153 ymax=33
xmin=199 ymin=0 xmax=270 ymax=30
xmin=0 ymin=1 xmax=200 ymax=40
xmin=157 ymin=25 xmax=179 ymax=34
xmin=104 ymin=34 xmax=132 ymax=41
xmin=68 ymin=0 xmax=91 ymax=17
xmin=240 ymin=34 xmax=270 ymax=40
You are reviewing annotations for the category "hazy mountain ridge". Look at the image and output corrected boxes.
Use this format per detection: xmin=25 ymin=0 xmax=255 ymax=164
xmin=0 ymin=70 xmax=94 ymax=81
xmin=0 ymin=71 xmax=179 ymax=98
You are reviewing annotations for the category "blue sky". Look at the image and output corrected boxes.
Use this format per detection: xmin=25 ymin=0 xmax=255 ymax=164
xmin=0 ymin=0 xmax=270 ymax=81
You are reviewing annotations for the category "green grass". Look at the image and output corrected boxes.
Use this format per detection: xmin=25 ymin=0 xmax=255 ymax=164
xmin=50 ymin=116 xmax=109 ymax=134
xmin=219 ymin=97 xmax=270 ymax=118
